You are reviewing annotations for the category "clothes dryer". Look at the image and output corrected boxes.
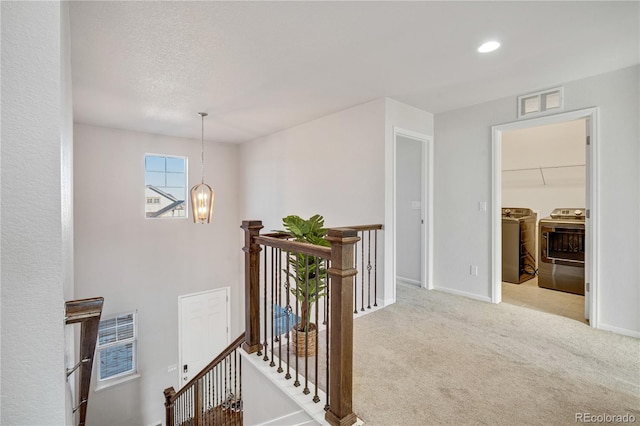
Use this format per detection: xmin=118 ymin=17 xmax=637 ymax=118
xmin=538 ymin=208 xmax=585 ymax=295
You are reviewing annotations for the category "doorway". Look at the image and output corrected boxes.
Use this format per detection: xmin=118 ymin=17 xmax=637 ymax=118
xmin=491 ymin=108 xmax=599 ymax=328
xmin=178 ymin=287 xmax=230 ymax=387
xmin=501 ymin=120 xmax=586 ymax=322
xmin=392 ymin=127 xmax=433 ymax=294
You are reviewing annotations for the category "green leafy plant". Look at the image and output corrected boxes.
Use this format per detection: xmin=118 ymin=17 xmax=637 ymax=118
xmin=280 ymin=214 xmax=329 ymax=333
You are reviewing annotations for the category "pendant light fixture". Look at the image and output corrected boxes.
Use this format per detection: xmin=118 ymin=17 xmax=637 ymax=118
xmin=190 ymin=112 xmax=215 ymax=223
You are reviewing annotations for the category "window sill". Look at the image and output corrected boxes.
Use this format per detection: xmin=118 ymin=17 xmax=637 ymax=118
xmin=94 ymin=373 xmax=141 ymax=393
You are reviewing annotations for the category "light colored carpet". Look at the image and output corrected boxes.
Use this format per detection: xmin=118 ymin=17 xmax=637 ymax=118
xmin=352 ymin=283 xmax=640 ymax=426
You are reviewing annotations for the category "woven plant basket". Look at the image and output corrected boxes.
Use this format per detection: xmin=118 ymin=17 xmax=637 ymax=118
xmin=291 ymin=323 xmax=317 ymax=357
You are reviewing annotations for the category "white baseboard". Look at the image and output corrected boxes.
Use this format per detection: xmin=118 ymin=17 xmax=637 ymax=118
xmin=597 ymin=322 xmax=640 ymax=338
xmin=397 ymin=276 xmax=420 ymax=286
xmin=432 ymin=286 xmax=492 ymax=303
xmin=256 ymin=409 xmax=313 ymax=426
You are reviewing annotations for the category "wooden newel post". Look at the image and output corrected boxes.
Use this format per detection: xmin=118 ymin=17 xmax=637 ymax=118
xmin=325 ymin=228 xmax=360 ymax=426
xmin=241 ymin=220 xmax=264 ymax=354
xmin=163 ymin=387 xmax=175 ymax=426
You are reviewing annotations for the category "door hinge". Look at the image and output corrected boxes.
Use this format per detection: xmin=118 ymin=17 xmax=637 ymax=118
xmin=586 ymin=282 xmax=590 ymax=292
xmin=586 ymin=209 xmax=590 ymax=219
xmin=586 ymin=135 xmax=591 ymax=146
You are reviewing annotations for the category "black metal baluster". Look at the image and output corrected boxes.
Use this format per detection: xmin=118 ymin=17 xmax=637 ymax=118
xmin=361 ymin=232 xmax=365 ymax=312
xmin=270 ymin=247 xmax=276 ymax=367
xmin=374 ymin=229 xmax=378 ymax=306
xmin=303 ymin=255 xmax=310 ymax=395
xmin=285 ymin=251 xmax=292 ymax=380
xmin=207 ymin=370 xmax=213 ymax=425
xmin=294 ymin=253 xmax=300 ymax=388
xmin=239 ymin=347 xmax=243 ymax=415
xmin=367 ymin=229 xmax=372 ymax=309
xmin=234 ymin=349 xmax=238 ymax=424
xmin=313 ymin=256 xmax=320 ymax=403
xmin=325 ymin=257 xmax=330 ymax=412
xmin=354 ymin=242 xmax=358 ymax=314
xmin=263 ymin=247 xmax=268 ymax=361
xmin=277 ymin=248 xmax=283 ymax=373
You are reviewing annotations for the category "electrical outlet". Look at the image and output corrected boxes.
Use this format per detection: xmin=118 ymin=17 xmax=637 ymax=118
xmin=469 ymin=265 xmax=479 ymax=276
xmin=168 ymin=364 xmax=177 ymax=373
xmin=478 ymin=201 xmax=487 ymax=212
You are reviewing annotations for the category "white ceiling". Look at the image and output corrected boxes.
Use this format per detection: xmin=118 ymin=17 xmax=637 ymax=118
xmin=69 ymin=1 xmax=639 ymax=143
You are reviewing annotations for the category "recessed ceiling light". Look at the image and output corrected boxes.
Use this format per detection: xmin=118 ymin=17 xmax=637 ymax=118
xmin=477 ymin=41 xmax=501 ymax=53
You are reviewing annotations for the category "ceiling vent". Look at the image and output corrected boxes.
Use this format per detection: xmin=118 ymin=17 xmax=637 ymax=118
xmin=517 ymin=86 xmax=564 ymax=118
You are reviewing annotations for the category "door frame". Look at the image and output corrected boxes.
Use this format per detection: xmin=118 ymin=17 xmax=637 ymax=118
xmin=491 ymin=107 xmax=599 ymax=328
xmin=389 ymin=126 xmax=433 ymax=299
xmin=178 ymin=287 xmax=231 ymax=387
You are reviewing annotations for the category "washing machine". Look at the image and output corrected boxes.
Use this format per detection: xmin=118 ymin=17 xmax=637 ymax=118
xmin=538 ymin=208 xmax=585 ymax=295
xmin=502 ymin=208 xmax=537 ymax=284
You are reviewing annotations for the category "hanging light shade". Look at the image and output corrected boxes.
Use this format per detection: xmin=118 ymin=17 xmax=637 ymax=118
xmin=190 ymin=112 xmax=215 ymax=223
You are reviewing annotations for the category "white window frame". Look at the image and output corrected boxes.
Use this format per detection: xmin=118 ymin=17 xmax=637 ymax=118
xmin=95 ymin=312 xmax=139 ymax=389
xmin=144 ymin=153 xmax=188 ymax=220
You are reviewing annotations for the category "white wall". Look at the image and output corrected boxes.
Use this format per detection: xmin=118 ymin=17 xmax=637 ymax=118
xmin=240 ymin=99 xmax=386 ymax=231
xmin=73 ymin=124 xmax=242 ymax=425
xmin=1 ymin=2 xmax=72 ymax=424
xmin=395 ymin=136 xmax=422 ymax=283
xmin=502 ymin=120 xmax=586 ymax=221
xmin=434 ymin=65 xmax=640 ymax=335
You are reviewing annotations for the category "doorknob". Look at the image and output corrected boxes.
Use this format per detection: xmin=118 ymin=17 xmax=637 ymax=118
xmin=184 ymin=376 xmax=188 ymax=381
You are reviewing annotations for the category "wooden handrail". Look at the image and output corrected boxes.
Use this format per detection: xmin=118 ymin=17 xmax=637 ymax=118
xmin=254 ymin=235 xmax=332 ymax=259
xmin=337 ymin=223 xmax=383 ymax=231
xmin=168 ymin=332 xmax=246 ymax=403
xmin=65 ymin=297 xmax=104 ymax=426
xmin=164 ymin=333 xmax=245 ymax=426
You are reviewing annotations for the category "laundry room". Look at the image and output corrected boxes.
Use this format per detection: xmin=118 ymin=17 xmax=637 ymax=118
xmin=501 ymin=118 xmax=587 ymax=322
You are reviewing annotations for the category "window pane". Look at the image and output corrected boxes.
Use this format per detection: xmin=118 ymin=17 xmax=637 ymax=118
xmin=145 ymin=156 xmax=166 ymax=172
xmin=100 ymin=343 xmax=134 ymax=379
xmin=166 ymin=172 xmax=185 ymax=188
xmin=146 ymin=171 xmax=165 ymax=188
xmin=166 ymin=157 xmax=185 ymax=173
xmin=98 ymin=318 xmax=117 ymax=345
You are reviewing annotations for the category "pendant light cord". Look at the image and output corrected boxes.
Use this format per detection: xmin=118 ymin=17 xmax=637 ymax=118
xmin=200 ymin=113 xmax=206 ymax=184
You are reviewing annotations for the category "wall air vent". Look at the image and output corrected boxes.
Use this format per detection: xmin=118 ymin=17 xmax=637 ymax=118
xmin=517 ymin=86 xmax=564 ymax=118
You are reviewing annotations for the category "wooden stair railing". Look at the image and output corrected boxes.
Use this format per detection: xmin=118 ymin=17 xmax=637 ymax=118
xmin=242 ymin=220 xmax=380 ymax=426
xmin=164 ymin=333 xmax=245 ymax=426
xmin=65 ymin=297 xmax=104 ymax=426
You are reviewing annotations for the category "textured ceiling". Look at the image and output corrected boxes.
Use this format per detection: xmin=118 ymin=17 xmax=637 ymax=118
xmin=69 ymin=1 xmax=639 ymax=143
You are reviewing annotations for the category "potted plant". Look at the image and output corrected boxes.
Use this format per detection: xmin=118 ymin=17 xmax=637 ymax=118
xmin=280 ymin=214 xmax=329 ymax=357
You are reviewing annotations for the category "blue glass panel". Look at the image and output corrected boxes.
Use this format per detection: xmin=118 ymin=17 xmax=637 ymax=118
xmin=145 ymin=155 xmax=165 ymax=172
xmin=166 ymin=157 xmax=185 ymax=173
xmin=166 ymin=172 xmax=185 ymax=188
xmin=146 ymin=171 xmax=165 ymax=187
xmin=100 ymin=343 xmax=133 ymax=379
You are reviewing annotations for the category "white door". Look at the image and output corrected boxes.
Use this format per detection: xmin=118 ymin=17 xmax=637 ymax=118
xmin=395 ymin=136 xmax=424 ymax=287
xmin=179 ymin=288 xmax=230 ymax=387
